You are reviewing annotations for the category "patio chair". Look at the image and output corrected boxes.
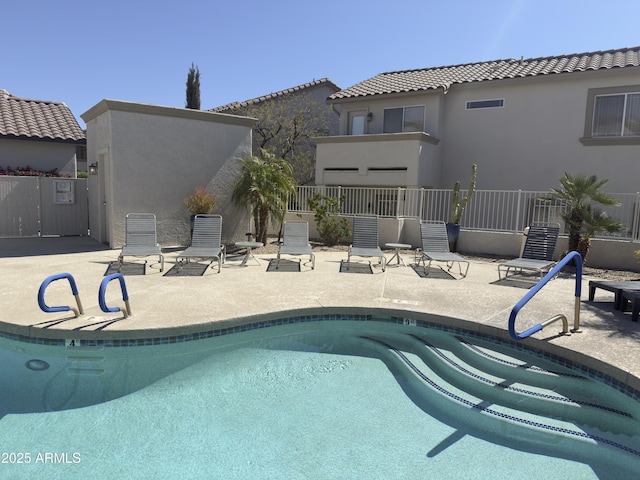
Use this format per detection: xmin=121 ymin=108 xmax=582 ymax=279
xmin=497 ymin=224 xmax=560 ymax=280
xmin=347 ymin=216 xmax=386 ymax=272
xmin=414 ymin=221 xmax=469 ymax=278
xmin=276 ymin=221 xmax=315 ymax=270
xmin=178 ymin=214 xmax=225 ymax=273
xmin=118 ymin=213 xmax=164 ymax=272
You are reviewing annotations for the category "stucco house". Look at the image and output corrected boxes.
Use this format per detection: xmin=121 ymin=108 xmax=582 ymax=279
xmin=0 ymin=90 xmax=86 ymax=177
xmin=212 ymin=78 xmax=341 ymax=184
xmin=314 ymin=46 xmax=640 ymax=193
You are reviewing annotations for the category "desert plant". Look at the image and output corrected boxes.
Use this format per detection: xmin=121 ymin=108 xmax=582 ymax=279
xmin=232 ymin=148 xmax=296 ymax=244
xmin=185 ymin=186 xmax=216 ymax=215
xmin=307 ymin=193 xmax=350 ymax=246
xmin=576 ymin=206 xmax=623 ymax=261
xmin=546 ymin=173 xmax=622 ymax=262
xmin=449 ymin=164 xmax=477 ymax=224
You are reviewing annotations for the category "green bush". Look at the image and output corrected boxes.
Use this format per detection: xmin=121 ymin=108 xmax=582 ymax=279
xmin=307 ymin=193 xmax=350 ymax=246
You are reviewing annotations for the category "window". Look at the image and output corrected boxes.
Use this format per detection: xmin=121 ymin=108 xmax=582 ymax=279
xmin=582 ymin=85 xmax=640 ymax=145
xmin=383 ymin=106 xmax=425 ymax=133
xmin=466 ymin=99 xmax=504 ymax=110
xmin=592 ymin=93 xmax=640 ymax=137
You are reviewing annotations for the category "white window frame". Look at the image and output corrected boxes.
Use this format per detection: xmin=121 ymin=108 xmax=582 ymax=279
xmin=383 ymin=105 xmax=425 ymax=133
xmin=592 ymin=92 xmax=640 ymax=138
xmin=582 ymin=85 xmax=640 ymax=146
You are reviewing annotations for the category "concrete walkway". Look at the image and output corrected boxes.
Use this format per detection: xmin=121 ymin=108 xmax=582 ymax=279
xmin=1 ymin=236 xmax=639 ymax=394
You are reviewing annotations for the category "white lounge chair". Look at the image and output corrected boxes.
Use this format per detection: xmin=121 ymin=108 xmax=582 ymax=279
xmin=415 ymin=221 xmax=469 ymax=278
xmin=497 ymin=224 xmax=560 ymax=280
xmin=178 ymin=214 xmax=225 ymax=273
xmin=347 ymin=216 xmax=386 ymax=272
xmin=277 ymin=221 xmax=315 ymax=270
xmin=118 ymin=213 xmax=164 ymax=272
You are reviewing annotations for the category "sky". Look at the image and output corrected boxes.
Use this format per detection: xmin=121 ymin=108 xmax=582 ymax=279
xmin=3 ymin=0 xmax=640 ymax=126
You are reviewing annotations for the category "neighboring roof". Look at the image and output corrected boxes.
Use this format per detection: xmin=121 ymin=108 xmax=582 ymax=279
xmin=329 ymin=46 xmax=640 ymax=102
xmin=0 ymin=90 xmax=86 ymax=143
xmin=211 ymin=78 xmax=341 ymax=112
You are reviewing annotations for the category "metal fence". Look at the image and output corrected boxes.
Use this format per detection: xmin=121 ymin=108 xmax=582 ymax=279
xmin=289 ymin=186 xmax=640 ymax=241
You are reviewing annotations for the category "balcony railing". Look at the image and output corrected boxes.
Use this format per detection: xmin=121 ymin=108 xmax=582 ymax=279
xmin=288 ymin=186 xmax=640 ymax=241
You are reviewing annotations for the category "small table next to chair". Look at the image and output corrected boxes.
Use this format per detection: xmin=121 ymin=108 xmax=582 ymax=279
xmin=234 ymin=241 xmax=264 ymax=266
xmin=385 ymin=243 xmax=412 ymax=266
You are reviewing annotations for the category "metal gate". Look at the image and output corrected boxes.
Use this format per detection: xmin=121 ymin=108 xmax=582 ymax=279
xmin=0 ymin=177 xmax=88 ymax=237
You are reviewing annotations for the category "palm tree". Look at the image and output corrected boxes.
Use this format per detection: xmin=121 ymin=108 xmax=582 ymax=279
xmin=546 ymin=173 xmax=622 ymax=262
xmin=576 ymin=206 xmax=623 ymax=261
xmin=232 ymin=148 xmax=296 ymax=244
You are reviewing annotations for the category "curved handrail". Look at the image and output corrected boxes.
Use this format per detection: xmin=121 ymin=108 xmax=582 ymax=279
xmin=508 ymin=251 xmax=582 ymax=341
xmin=37 ymin=273 xmax=84 ymax=317
xmin=99 ymin=273 xmax=131 ymax=318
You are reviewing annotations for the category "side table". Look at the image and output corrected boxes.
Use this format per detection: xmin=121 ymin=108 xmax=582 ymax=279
xmin=385 ymin=243 xmax=412 ymax=266
xmin=234 ymin=241 xmax=264 ymax=266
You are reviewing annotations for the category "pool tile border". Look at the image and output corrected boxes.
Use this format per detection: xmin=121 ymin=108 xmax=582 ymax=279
xmin=1 ymin=312 xmax=639 ymax=402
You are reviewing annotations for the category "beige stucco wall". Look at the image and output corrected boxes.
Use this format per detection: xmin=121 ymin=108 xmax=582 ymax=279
xmin=314 ymin=133 xmax=440 ymax=187
xmin=439 ymin=68 xmax=640 ymax=192
xmin=82 ymin=100 xmax=256 ymax=248
xmin=0 ymin=138 xmax=78 ymax=177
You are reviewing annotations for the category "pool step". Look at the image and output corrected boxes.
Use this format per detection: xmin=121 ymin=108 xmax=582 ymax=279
xmin=66 ymin=346 xmax=105 ymax=375
xmin=356 ymin=334 xmax=640 ymax=461
xmin=404 ymin=333 xmax=638 ymax=436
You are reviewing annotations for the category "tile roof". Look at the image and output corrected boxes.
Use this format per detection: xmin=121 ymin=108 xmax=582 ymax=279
xmin=211 ymin=78 xmax=341 ymax=112
xmin=0 ymin=90 xmax=86 ymax=143
xmin=329 ymin=46 xmax=640 ymax=101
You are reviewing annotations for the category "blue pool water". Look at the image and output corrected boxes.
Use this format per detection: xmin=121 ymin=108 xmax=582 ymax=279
xmin=1 ymin=316 xmax=639 ymax=479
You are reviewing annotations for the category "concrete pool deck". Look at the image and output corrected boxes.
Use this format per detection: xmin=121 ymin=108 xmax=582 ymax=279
xmin=1 ymin=236 xmax=639 ymax=394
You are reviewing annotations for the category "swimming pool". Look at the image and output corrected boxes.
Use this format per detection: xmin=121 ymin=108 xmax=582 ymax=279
xmin=1 ymin=313 xmax=639 ymax=479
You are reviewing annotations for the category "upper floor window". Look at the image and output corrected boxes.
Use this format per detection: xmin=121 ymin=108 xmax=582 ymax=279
xmin=383 ymin=105 xmax=425 ymax=133
xmin=581 ymin=85 xmax=640 ymax=145
xmin=592 ymin=92 xmax=640 ymax=137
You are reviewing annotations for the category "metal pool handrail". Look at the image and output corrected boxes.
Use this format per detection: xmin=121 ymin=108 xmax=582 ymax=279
xmin=508 ymin=251 xmax=583 ymax=341
xmin=37 ymin=273 xmax=84 ymax=317
xmin=99 ymin=273 xmax=131 ymax=318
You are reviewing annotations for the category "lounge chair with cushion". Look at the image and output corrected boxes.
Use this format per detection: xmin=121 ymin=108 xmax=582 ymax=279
xmin=118 ymin=213 xmax=164 ymax=272
xmin=178 ymin=214 xmax=225 ymax=273
xmin=497 ymin=224 xmax=560 ymax=280
xmin=347 ymin=216 xmax=386 ymax=272
xmin=276 ymin=221 xmax=315 ymax=270
xmin=415 ymin=221 xmax=469 ymax=278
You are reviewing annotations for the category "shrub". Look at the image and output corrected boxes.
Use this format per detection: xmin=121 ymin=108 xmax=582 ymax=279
xmin=0 ymin=166 xmax=68 ymax=177
xmin=307 ymin=193 xmax=350 ymax=246
xmin=185 ymin=186 xmax=216 ymax=215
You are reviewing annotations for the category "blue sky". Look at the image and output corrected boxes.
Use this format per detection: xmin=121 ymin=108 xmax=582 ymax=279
xmin=3 ymin=0 xmax=640 ymax=126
